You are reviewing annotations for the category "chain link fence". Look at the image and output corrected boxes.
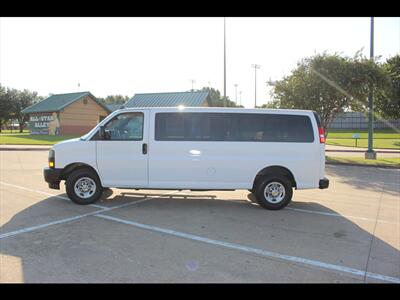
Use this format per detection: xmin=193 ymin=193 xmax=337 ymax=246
xmin=328 ymin=112 xmax=400 ymax=130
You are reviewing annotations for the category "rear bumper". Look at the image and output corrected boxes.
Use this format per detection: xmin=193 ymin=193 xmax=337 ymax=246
xmin=319 ymin=177 xmax=329 ymax=189
xmin=44 ymin=167 xmax=62 ymax=190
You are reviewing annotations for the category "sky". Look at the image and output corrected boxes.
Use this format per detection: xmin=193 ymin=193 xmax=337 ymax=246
xmin=0 ymin=17 xmax=399 ymax=108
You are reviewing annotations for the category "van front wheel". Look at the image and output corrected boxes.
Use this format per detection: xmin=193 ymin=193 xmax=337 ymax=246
xmin=255 ymin=177 xmax=292 ymax=210
xmin=66 ymin=168 xmax=102 ymax=205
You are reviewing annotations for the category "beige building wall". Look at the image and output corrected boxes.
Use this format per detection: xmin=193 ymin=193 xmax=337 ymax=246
xmin=59 ymin=96 xmax=109 ymax=135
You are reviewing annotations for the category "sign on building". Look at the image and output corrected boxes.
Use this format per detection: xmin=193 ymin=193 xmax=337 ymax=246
xmin=28 ymin=113 xmax=60 ymax=135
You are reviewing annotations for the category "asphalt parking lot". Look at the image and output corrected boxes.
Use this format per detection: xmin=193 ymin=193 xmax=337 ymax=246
xmin=0 ymin=150 xmax=399 ymax=283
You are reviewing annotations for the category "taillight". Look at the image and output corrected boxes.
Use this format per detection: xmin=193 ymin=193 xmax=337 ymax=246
xmin=318 ymin=127 xmax=325 ymax=143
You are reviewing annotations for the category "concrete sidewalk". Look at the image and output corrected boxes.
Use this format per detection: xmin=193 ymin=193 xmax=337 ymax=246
xmin=326 ymin=144 xmax=400 ymax=153
xmin=325 ymin=145 xmax=400 ymax=158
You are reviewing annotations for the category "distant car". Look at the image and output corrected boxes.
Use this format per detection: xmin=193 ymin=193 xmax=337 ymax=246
xmin=44 ymin=107 xmax=329 ymax=210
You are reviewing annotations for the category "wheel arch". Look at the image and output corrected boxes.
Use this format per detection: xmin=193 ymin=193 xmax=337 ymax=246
xmin=252 ymin=165 xmax=297 ymax=190
xmin=60 ymin=162 xmax=102 ymax=184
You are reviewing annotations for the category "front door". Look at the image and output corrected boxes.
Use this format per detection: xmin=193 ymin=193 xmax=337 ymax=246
xmin=96 ymin=110 xmax=149 ymax=188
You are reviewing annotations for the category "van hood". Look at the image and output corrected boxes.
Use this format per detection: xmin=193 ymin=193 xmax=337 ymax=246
xmin=53 ymin=138 xmax=81 ymax=148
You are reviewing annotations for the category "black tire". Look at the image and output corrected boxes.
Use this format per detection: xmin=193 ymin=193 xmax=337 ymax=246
xmin=66 ymin=168 xmax=103 ymax=205
xmin=254 ymin=176 xmax=292 ymax=210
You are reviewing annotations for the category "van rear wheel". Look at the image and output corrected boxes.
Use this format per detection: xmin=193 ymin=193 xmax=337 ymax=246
xmin=66 ymin=168 xmax=103 ymax=205
xmin=255 ymin=176 xmax=292 ymax=210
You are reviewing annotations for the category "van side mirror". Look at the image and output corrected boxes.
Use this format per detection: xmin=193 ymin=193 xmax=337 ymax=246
xmin=99 ymin=125 xmax=111 ymax=140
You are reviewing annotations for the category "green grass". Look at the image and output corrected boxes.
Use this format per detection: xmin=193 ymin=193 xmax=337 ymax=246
xmin=0 ymin=134 xmax=80 ymax=145
xmin=327 ymin=129 xmax=400 ymax=139
xmin=326 ymin=129 xmax=400 ymax=149
xmin=326 ymin=156 xmax=400 ymax=168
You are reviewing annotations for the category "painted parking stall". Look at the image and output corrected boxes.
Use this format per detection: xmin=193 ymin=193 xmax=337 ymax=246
xmin=0 ymin=151 xmax=399 ymax=283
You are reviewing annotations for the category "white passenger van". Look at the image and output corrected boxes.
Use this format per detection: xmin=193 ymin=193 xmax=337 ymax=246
xmin=44 ymin=107 xmax=329 ymax=210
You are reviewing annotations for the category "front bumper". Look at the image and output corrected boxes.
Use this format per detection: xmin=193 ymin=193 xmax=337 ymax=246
xmin=319 ymin=177 xmax=329 ymax=189
xmin=44 ymin=167 xmax=62 ymax=190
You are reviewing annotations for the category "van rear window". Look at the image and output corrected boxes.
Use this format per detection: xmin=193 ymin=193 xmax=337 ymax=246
xmin=155 ymin=113 xmax=314 ymax=143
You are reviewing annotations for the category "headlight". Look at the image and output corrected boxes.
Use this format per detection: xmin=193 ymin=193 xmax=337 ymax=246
xmin=48 ymin=149 xmax=55 ymax=168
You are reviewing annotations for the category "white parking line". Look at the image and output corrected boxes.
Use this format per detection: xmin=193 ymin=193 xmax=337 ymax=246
xmin=0 ymin=209 xmax=107 ymax=239
xmin=94 ymin=213 xmax=400 ymax=284
xmin=0 ymin=181 xmax=70 ymax=201
xmin=1 ymin=181 xmax=399 ymax=282
xmin=285 ymin=207 xmax=398 ymax=225
xmin=0 ymin=183 xmax=179 ymax=239
xmin=245 ymin=198 xmax=399 ymax=225
xmin=0 ymin=181 xmax=130 ymax=210
xmin=2 ymin=181 xmax=398 ymax=225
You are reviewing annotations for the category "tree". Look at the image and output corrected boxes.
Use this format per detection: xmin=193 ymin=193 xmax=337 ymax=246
xmin=374 ymin=54 xmax=400 ymax=119
xmin=259 ymin=100 xmax=281 ymax=109
xmin=199 ymin=87 xmax=239 ymax=107
xmin=98 ymin=95 xmax=130 ymax=105
xmin=268 ymin=52 xmax=390 ymax=134
xmin=0 ymin=85 xmax=13 ymax=132
xmin=11 ymin=89 xmax=39 ymax=132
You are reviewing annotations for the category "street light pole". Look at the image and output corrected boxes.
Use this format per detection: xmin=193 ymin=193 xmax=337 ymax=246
xmin=239 ymin=91 xmax=242 ymax=106
xmin=190 ymin=79 xmax=196 ymax=91
xmin=223 ymin=17 xmax=226 ymax=106
xmin=251 ymin=64 xmax=261 ymax=108
xmin=365 ymin=17 xmax=376 ymax=160
xmin=234 ymin=84 xmax=238 ymax=104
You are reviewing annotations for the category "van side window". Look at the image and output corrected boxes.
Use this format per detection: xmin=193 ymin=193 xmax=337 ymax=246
xmin=104 ymin=112 xmax=144 ymax=141
xmin=164 ymin=114 xmax=185 ymax=139
xmin=236 ymin=114 xmax=314 ymax=142
xmin=155 ymin=113 xmax=313 ymax=143
xmin=155 ymin=113 xmax=232 ymax=141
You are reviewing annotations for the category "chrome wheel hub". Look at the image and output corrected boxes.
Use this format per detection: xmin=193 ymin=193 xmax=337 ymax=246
xmin=74 ymin=177 xmax=96 ymax=199
xmin=264 ymin=182 xmax=285 ymax=204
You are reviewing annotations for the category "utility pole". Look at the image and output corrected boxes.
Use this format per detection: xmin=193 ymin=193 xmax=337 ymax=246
xmin=223 ymin=17 xmax=227 ymax=107
xmin=251 ymin=64 xmax=261 ymax=108
xmin=190 ymin=79 xmax=196 ymax=91
xmin=234 ymin=84 xmax=238 ymax=104
xmin=365 ymin=17 xmax=376 ymax=160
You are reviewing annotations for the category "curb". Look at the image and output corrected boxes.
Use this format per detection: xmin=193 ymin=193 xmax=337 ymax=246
xmin=0 ymin=147 xmax=51 ymax=151
xmin=326 ymin=161 xmax=400 ymax=169
xmin=326 ymin=149 xmax=400 ymax=154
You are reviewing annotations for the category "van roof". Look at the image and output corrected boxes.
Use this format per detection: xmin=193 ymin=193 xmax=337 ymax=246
xmin=113 ymin=107 xmax=314 ymax=114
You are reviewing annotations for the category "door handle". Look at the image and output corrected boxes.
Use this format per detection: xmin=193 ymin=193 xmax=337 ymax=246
xmin=142 ymin=143 xmax=148 ymax=154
